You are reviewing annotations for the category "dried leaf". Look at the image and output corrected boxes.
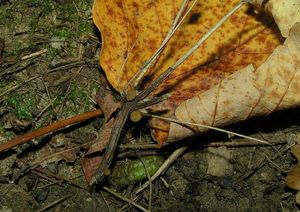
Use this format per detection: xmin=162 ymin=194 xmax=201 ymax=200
xmin=30 ymin=148 xmax=78 ymax=168
xmin=95 ymin=85 xmax=121 ymax=122
xmin=168 ymin=22 xmax=300 ymax=141
xmin=86 ymin=118 xmax=114 ymax=155
xmin=93 ymin=0 xmax=282 ymax=144
xmin=81 ymin=118 xmax=115 ymax=184
xmin=251 ymin=0 xmax=300 ymax=37
xmin=81 ymin=156 xmax=101 ymax=184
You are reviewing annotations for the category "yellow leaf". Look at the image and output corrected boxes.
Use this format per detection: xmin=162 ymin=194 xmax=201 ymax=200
xmin=93 ymin=0 xmax=282 ymax=145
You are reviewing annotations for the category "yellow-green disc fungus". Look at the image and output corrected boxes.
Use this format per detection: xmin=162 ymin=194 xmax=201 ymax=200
xmin=109 ymin=156 xmax=164 ymax=190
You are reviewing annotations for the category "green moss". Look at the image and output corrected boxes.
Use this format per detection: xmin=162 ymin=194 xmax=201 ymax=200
xmin=66 ymin=82 xmax=94 ymax=114
xmin=53 ymin=29 xmax=73 ymax=39
xmin=0 ymin=126 xmax=15 ymax=139
xmin=0 ymin=6 xmax=12 ymax=25
xmin=25 ymin=0 xmax=53 ymax=10
xmin=47 ymin=47 xmax=61 ymax=58
xmin=5 ymin=92 xmax=39 ymax=121
xmin=78 ymin=22 xmax=93 ymax=33
xmin=0 ymin=0 xmax=96 ymax=123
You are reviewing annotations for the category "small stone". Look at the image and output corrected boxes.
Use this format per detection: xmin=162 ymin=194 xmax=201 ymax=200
xmin=206 ymin=146 xmax=233 ymax=177
xmin=32 ymin=187 xmax=49 ymax=203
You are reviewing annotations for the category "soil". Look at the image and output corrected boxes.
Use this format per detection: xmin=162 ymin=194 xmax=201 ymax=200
xmin=0 ymin=0 xmax=300 ymax=211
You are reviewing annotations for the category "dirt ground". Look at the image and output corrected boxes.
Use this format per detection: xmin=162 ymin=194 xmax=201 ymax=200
xmin=0 ymin=0 xmax=300 ymax=211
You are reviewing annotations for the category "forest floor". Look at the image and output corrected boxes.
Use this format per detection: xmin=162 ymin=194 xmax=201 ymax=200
xmin=0 ymin=0 xmax=299 ymax=211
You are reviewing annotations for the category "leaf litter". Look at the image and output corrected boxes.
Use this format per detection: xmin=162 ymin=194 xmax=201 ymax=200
xmin=0 ymin=0 xmax=296 ymax=210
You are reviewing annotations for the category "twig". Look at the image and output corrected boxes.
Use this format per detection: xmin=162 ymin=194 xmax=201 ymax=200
xmin=103 ymin=186 xmax=148 ymax=212
xmin=195 ymin=139 xmax=287 ymax=147
xmin=0 ymin=75 xmax=40 ymax=98
xmin=35 ymin=96 xmax=58 ymax=120
xmin=136 ymin=145 xmax=188 ymax=194
xmin=46 ymin=58 xmax=98 ymax=74
xmin=100 ymin=190 xmax=112 ymax=212
xmin=37 ymin=195 xmax=71 ymax=212
xmin=0 ymin=58 xmax=35 ymax=77
xmin=32 ymin=167 xmax=89 ymax=191
xmin=120 ymin=193 xmax=143 ymax=211
xmin=236 ymin=143 xmax=293 ymax=183
xmin=21 ymin=49 xmax=47 ymax=60
xmin=134 ymin=1 xmax=247 ymax=103
xmin=145 ymin=113 xmax=272 ymax=146
xmin=138 ymin=156 xmax=152 ymax=212
xmin=0 ymin=109 xmax=103 ymax=153
xmin=0 ymin=59 xmax=98 ymax=98
xmin=118 ymin=143 xmax=160 ymax=150
xmin=127 ymin=0 xmax=198 ymax=90
xmin=117 ymin=150 xmax=158 ymax=159
xmin=169 ymin=0 xmax=247 ymax=71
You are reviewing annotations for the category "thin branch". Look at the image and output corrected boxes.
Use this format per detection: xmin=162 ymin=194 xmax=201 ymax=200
xmin=170 ymin=0 xmax=246 ymax=70
xmin=37 ymin=195 xmax=71 ymax=212
xmin=103 ymin=186 xmax=148 ymax=212
xmin=100 ymin=190 xmax=112 ymax=212
xmin=134 ymin=0 xmax=247 ymax=102
xmin=146 ymin=113 xmax=272 ymax=146
xmin=138 ymin=156 xmax=152 ymax=212
xmin=0 ymin=75 xmax=40 ymax=98
xmin=21 ymin=49 xmax=47 ymax=60
xmin=129 ymin=0 xmax=198 ymax=89
xmin=0 ymin=109 xmax=103 ymax=153
xmin=197 ymin=139 xmax=287 ymax=147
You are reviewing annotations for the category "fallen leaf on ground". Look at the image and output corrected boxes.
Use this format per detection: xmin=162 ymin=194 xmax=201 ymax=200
xmin=167 ymin=5 xmax=300 ymax=142
xmin=95 ymin=84 xmax=121 ymax=122
xmin=93 ymin=0 xmax=283 ymax=145
xmin=81 ymin=118 xmax=115 ymax=184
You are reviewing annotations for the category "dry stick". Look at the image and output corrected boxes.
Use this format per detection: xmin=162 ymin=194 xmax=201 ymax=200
xmin=103 ymin=186 xmax=148 ymax=212
xmin=117 ymin=150 xmax=158 ymax=159
xmin=37 ymin=195 xmax=71 ymax=212
xmin=138 ymin=155 xmax=153 ymax=212
xmin=135 ymin=0 xmax=247 ymax=103
xmin=120 ymin=193 xmax=144 ymax=211
xmin=100 ymin=190 xmax=112 ymax=212
xmin=237 ymin=143 xmax=293 ymax=183
xmin=127 ymin=0 xmax=198 ymax=90
xmin=35 ymin=96 xmax=58 ymax=120
xmin=0 ymin=75 xmax=40 ymax=98
xmin=146 ymin=113 xmax=272 ymax=145
xmin=0 ymin=59 xmax=98 ymax=98
xmin=118 ymin=143 xmax=160 ymax=150
xmin=33 ymin=167 xmax=89 ymax=191
xmin=259 ymin=147 xmax=290 ymax=172
xmin=169 ymin=0 xmax=247 ymax=72
xmin=91 ymin=95 xmax=171 ymax=185
xmin=198 ymin=139 xmax=286 ymax=147
xmin=21 ymin=49 xmax=47 ymax=60
xmin=0 ymin=109 xmax=103 ymax=153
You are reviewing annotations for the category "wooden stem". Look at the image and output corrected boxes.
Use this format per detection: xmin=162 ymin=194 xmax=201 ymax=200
xmin=0 ymin=109 xmax=103 ymax=153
